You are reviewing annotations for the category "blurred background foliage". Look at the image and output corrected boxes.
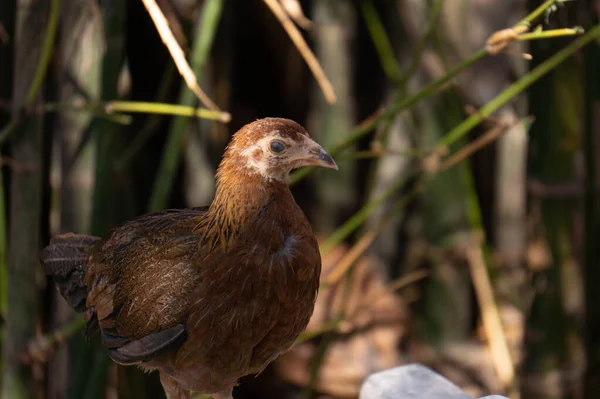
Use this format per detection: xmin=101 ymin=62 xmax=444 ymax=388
xmin=0 ymin=0 xmax=599 ymax=398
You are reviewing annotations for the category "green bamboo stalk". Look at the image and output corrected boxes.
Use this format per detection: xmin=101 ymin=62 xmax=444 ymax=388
xmin=309 ymin=0 xmax=356 ymax=234
xmin=78 ymin=1 xmax=127 ymax=398
xmin=299 ymin=2 xmax=356 ymax=395
xmin=48 ymin=2 xmax=104 ymax=397
xmin=91 ymin=0 xmax=126 ymax=237
xmin=1 ymin=0 xmax=59 ymax=396
xmin=416 ymin=90 xmax=473 ymax=345
xmin=148 ymin=0 xmax=224 ymax=212
xmin=360 ymin=0 xmax=444 ymax=272
xmin=319 ymin=25 xmax=600 ymax=256
xmin=521 ymin=34 xmax=585 ymax=399
xmin=2 ymin=113 xmax=43 ymax=397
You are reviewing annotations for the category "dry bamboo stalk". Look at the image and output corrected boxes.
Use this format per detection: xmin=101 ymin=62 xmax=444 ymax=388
xmin=263 ymin=0 xmax=337 ymax=104
xmin=465 ymin=242 xmax=515 ymax=387
xmin=140 ymin=0 xmax=230 ymax=122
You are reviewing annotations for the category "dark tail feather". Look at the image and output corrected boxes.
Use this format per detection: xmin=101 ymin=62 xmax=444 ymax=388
xmin=40 ymin=233 xmax=101 ymax=312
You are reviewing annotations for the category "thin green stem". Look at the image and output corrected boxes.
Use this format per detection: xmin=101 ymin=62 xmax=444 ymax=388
xmin=361 ymin=1 xmax=401 ymax=82
xmin=42 ymin=100 xmax=225 ymax=123
xmin=42 ymin=102 xmax=131 ymax=124
xmin=43 ymin=101 xmax=223 ymax=120
xmin=0 ymin=0 xmax=61 ymax=148
xmin=520 ymin=0 xmax=560 ymax=26
xmin=113 ymin=63 xmax=177 ymax=171
xmin=518 ymin=28 xmax=584 ymax=41
xmin=397 ymin=0 xmax=444 ymax=95
xmin=0 ymin=120 xmax=16 ymax=147
xmin=319 ymin=170 xmax=416 ymax=255
xmin=24 ymin=0 xmax=60 ymax=105
xmin=106 ymin=101 xmax=224 ymax=119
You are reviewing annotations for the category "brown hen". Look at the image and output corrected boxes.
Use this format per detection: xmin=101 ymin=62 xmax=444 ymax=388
xmin=40 ymin=118 xmax=337 ymax=399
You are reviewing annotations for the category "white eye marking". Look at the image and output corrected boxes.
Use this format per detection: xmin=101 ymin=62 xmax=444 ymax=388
xmin=238 ymin=134 xmax=295 ymax=182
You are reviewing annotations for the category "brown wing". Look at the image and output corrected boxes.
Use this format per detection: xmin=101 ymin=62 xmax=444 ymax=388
xmin=85 ymin=208 xmax=208 ymax=364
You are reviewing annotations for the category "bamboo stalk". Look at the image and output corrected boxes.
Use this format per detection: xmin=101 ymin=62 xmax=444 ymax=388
xmin=466 ymin=241 xmax=515 ymax=387
xmin=309 ymin=0 xmax=356 ymax=234
xmin=48 ymin=2 xmax=103 ymax=397
xmin=78 ymin=1 xmax=127 ymax=397
xmin=1 ymin=0 xmax=59 ymax=397
xmin=262 ymin=0 xmax=337 ymax=104
xmin=522 ymin=22 xmax=587 ymax=398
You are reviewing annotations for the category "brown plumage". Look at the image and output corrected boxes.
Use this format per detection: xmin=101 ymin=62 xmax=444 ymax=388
xmin=40 ymin=118 xmax=337 ymax=399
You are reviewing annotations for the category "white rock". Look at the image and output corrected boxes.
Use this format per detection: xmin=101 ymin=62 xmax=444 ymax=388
xmin=360 ymin=364 xmax=509 ymax=399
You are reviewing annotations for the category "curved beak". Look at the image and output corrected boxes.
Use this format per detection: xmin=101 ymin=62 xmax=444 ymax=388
xmin=299 ymin=139 xmax=338 ymax=170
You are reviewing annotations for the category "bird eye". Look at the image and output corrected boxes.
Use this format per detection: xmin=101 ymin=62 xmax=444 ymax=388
xmin=270 ymin=140 xmax=286 ymax=154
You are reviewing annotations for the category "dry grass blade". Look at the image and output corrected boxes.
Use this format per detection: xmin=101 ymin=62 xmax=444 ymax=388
xmin=465 ymin=240 xmax=515 ymax=388
xmin=280 ymin=0 xmax=313 ymax=30
xmin=357 ymin=269 xmax=428 ymax=313
xmin=140 ymin=0 xmax=231 ymax=122
xmin=263 ymin=0 xmax=337 ymax=104
xmin=324 ymin=230 xmax=378 ymax=286
xmin=440 ymin=120 xmax=513 ymax=171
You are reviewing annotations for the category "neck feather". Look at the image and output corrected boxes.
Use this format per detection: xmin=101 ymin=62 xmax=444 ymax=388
xmin=199 ymin=157 xmax=291 ymax=250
